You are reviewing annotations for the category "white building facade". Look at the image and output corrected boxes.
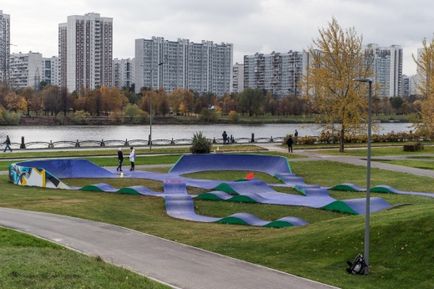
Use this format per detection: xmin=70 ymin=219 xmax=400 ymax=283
xmin=135 ymin=37 xmax=233 ymax=96
xmin=365 ymin=44 xmax=403 ymax=97
xmin=244 ymin=51 xmax=309 ymax=97
xmin=9 ymin=52 xmax=43 ymax=89
xmin=59 ymin=13 xmax=113 ymax=92
xmin=0 ymin=10 xmax=10 ymax=82
xmin=42 ymin=56 xmax=60 ymax=86
xmin=113 ymin=58 xmax=135 ymax=89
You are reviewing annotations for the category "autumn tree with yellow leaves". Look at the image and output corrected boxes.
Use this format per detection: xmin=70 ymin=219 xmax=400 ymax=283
xmin=306 ymin=18 xmax=372 ymax=152
xmin=414 ymin=38 xmax=434 ymax=137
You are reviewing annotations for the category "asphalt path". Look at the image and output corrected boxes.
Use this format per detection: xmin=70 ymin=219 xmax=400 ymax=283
xmin=0 ymin=208 xmax=339 ymax=289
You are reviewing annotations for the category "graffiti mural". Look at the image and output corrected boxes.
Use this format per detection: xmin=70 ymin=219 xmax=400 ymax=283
xmin=9 ymin=164 xmax=70 ymax=189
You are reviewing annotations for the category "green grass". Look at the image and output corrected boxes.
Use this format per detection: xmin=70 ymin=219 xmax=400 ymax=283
xmin=291 ymin=160 xmax=434 ymax=194
xmin=63 ymin=178 xmax=164 ymax=191
xmin=184 ymin=170 xmax=282 ymax=184
xmin=0 ymin=150 xmax=301 ymax=172
xmin=318 ymin=145 xmax=434 ymax=157
xmin=1 ymin=158 xmax=434 ymax=289
xmin=87 ymin=155 xmax=181 ymax=167
xmin=0 ymin=227 xmax=169 ymax=289
xmin=0 ymin=144 xmax=265 ymax=160
xmin=0 ymin=155 xmax=179 ymax=171
xmin=379 ymin=159 xmax=434 ymax=171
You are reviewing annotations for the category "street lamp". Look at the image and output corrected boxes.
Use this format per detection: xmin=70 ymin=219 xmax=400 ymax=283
xmin=148 ymin=61 xmax=164 ymax=151
xmin=353 ymin=77 xmax=373 ymax=274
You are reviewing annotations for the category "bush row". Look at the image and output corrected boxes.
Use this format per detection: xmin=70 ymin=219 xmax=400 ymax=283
xmin=283 ymin=131 xmax=431 ymax=145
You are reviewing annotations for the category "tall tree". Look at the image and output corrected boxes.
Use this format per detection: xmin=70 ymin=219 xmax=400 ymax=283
xmin=4 ymin=92 xmax=27 ymax=112
xmin=100 ymin=86 xmax=128 ymax=113
xmin=414 ymin=37 xmax=434 ymax=137
xmin=238 ymin=88 xmax=266 ymax=116
xmin=306 ymin=18 xmax=371 ymax=152
xmin=41 ymin=86 xmax=62 ymax=115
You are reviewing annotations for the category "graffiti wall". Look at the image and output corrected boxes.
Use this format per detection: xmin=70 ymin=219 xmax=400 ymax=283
xmin=9 ymin=164 xmax=70 ymax=189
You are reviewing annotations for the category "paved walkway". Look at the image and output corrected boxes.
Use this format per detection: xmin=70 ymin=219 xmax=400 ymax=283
xmin=258 ymin=144 xmax=434 ymax=179
xmin=0 ymin=208 xmax=338 ymax=289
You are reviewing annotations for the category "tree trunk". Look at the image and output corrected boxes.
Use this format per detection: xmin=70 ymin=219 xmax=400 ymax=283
xmin=339 ymin=126 xmax=345 ymax=153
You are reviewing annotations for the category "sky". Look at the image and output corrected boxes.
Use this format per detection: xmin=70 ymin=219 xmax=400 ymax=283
xmin=2 ymin=0 xmax=433 ymax=75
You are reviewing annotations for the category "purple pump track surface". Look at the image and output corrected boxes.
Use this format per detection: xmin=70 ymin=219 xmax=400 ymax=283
xmin=13 ymin=154 xmax=432 ymax=226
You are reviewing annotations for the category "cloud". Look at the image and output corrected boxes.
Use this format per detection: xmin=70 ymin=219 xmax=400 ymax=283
xmin=3 ymin=0 xmax=434 ymax=74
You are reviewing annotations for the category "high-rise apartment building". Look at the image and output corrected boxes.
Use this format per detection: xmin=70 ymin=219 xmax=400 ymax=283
xmin=9 ymin=52 xmax=42 ymax=89
xmin=113 ymin=58 xmax=135 ymax=88
xmin=232 ymin=62 xmax=244 ymax=93
xmin=0 ymin=10 xmax=10 ymax=82
xmin=135 ymin=37 xmax=233 ymax=96
xmin=42 ymin=56 xmax=60 ymax=86
xmin=244 ymin=51 xmax=309 ymax=97
xmin=365 ymin=44 xmax=403 ymax=97
xmin=401 ymin=74 xmax=410 ymax=97
xmin=59 ymin=13 xmax=113 ymax=92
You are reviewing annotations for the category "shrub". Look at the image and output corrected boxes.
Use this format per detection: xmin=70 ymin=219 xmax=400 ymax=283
xmin=108 ymin=111 xmax=123 ymax=123
xmin=190 ymin=132 xmax=212 ymax=154
xmin=123 ymin=104 xmax=148 ymax=124
xmin=199 ymin=108 xmax=218 ymax=122
xmin=55 ymin=112 xmax=66 ymax=125
xmin=0 ymin=106 xmax=22 ymax=125
xmin=228 ymin=110 xmax=239 ymax=122
xmin=70 ymin=110 xmax=91 ymax=124
xmin=403 ymin=143 xmax=424 ymax=152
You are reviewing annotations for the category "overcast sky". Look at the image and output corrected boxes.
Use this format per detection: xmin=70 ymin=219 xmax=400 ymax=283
xmin=3 ymin=0 xmax=433 ymax=75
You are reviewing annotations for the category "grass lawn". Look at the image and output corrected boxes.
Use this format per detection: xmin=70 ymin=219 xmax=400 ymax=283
xmin=0 ymin=155 xmax=180 ymax=171
xmin=0 ymin=149 xmax=304 ymax=172
xmin=1 ymin=157 xmax=434 ymax=289
xmin=0 ymin=144 xmax=265 ymax=160
xmin=0 ymin=227 xmax=168 ymax=289
xmin=379 ymin=159 xmax=434 ymax=171
xmin=318 ymin=145 xmax=434 ymax=157
xmin=184 ymin=170 xmax=282 ymax=184
xmin=291 ymin=160 xmax=434 ymax=193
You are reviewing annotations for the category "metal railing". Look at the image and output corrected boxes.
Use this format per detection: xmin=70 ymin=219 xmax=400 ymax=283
xmin=6 ymin=135 xmax=282 ymax=150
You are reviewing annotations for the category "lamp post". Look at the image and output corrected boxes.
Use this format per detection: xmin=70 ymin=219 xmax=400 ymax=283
xmin=354 ymin=77 xmax=373 ymax=274
xmin=148 ymin=61 xmax=164 ymax=151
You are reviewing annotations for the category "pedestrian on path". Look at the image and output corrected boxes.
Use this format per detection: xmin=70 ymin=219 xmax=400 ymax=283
xmin=286 ymin=135 xmax=293 ymax=153
xmin=129 ymin=147 xmax=136 ymax=171
xmin=3 ymin=135 xmax=12 ymax=153
xmin=117 ymin=148 xmax=124 ymax=172
xmin=294 ymin=129 xmax=298 ymax=144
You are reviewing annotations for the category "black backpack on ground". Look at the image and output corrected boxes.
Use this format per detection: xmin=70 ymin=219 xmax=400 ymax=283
xmin=346 ymin=254 xmax=368 ymax=275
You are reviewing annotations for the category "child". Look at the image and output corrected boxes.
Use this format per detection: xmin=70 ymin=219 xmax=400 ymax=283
xmin=117 ymin=148 xmax=124 ymax=172
xmin=129 ymin=147 xmax=136 ymax=171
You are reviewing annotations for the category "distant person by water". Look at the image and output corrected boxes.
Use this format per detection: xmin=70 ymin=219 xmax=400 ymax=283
xmin=3 ymin=135 xmax=12 ymax=153
xmin=129 ymin=147 xmax=136 ymax=171
xmin=286 ymin=135 xmax=294 ymax=153
xmin=294 ymin=129 xmax=299 ymax=144
xmin=230 ymin=135 xmax=235 ymax=144
xmin=222 ymin=131 xmax=228 ymax=144
xmin=117 ymin=148 xmax=124 ymax=172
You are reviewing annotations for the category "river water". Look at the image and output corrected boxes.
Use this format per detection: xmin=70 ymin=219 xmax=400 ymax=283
xmin=0 ymin=123 xmax=415 ymax=143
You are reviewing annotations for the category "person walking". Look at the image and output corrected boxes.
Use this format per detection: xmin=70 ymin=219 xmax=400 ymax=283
xmin=294 ymin=129 xmax=299 ymax=144
xmin=222 ymin=131 xmax=228 ymax=144
xmin=3 ymin=135 xmax=12 ymax=153
xmin=129 ymin=147 xmax=136 ymax=171
xmin=117 ymin=148 xmax=124 ymax=172
xmin=286 ymin=135 xmax=294 ymax=153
